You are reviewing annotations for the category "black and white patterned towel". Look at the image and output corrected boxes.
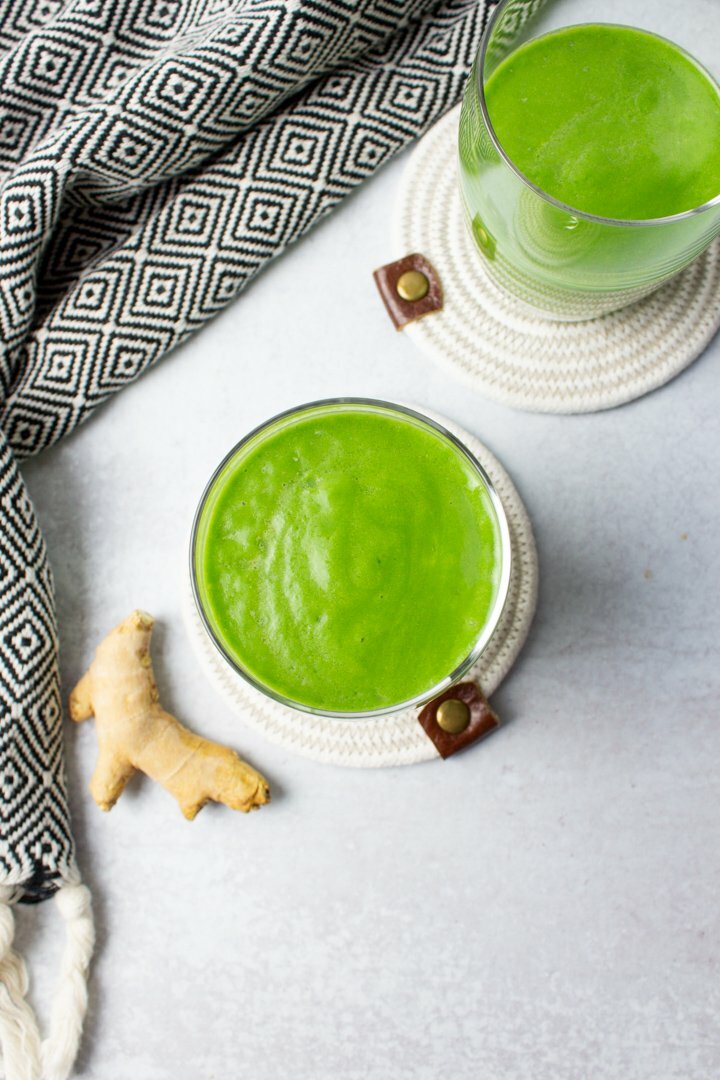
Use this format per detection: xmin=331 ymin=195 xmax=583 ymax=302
xmin=0 ymin=1 xmax=504 ymax=1076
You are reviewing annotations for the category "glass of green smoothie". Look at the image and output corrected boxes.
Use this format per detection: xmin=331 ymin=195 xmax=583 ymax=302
xmin=459 ymin=0 xmax=720 ymax=319
xmin=191 ymin=400 xmax=511 ymax=719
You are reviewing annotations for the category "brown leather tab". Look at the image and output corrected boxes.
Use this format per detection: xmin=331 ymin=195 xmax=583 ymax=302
xmin=418 ymin=682 xmax=499 ymax=759
xmin=373 ymin=252 xmax=443 ymax=330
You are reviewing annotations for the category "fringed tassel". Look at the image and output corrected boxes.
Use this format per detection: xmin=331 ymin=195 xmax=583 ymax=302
xmin=41 ymin=884 xmax=95 ymax=1080
xmin=0 ymin=887 xmax=41 ymax=1080
xmin=0 ymin=881 xmax=94 ymax=1080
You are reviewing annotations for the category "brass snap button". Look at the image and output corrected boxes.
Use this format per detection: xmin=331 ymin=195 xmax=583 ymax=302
xmin=436 ymin=698 xmax=471 ymax=734
xmin=396 ymin=269 xmax=429 ymax=302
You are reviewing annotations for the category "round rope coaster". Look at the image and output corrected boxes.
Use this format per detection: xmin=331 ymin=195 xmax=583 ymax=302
xmin=395 ymin=104 xmax=720 ymax=414
xmin=182 ymin=411 xmax=538 ymax=768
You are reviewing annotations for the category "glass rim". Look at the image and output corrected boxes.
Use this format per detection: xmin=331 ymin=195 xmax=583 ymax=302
xmin=476 ymin=1 xmax=720 ymax=228
xmin=189 ymin=397 xmax=513 ymax=720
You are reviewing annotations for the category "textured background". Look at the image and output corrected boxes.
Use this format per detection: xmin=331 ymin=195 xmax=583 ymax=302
xmin=14 ymin=146 xmax=720 ymax=1078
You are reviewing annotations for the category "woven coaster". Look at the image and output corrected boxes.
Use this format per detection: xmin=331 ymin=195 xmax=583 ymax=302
xmin=182 ymin=410 xmax=538 ymax=768
xmin=395 ymin=104 xmax=720 ymax=414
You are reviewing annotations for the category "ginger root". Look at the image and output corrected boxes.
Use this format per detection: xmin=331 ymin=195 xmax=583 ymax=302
xmin=69 ymin=610 xmax=270 ymax=819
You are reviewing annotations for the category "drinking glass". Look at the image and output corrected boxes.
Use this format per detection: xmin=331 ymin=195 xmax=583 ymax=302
xmin=458 ymin=0 xmax=720 ymax=320
xmin=190 ymin=399 xmax=511 ymax=719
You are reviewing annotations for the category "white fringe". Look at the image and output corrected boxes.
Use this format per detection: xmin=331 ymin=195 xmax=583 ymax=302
xmin=0 ymin=881 xmax=94 ymax=1080
xmin=0 ymin=887 xmax=41 ymax=1080
xmin=40 ymin=885 xmax=95 ymax=1080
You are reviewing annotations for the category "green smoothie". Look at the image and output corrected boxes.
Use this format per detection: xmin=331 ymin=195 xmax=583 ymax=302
xmin=458 ymin=20 xmax=720 ymax=315
xmin=193 ymin=404 xmax=506 ymax=713
xmin=485 ymin=24 xmax=720 ymax=220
